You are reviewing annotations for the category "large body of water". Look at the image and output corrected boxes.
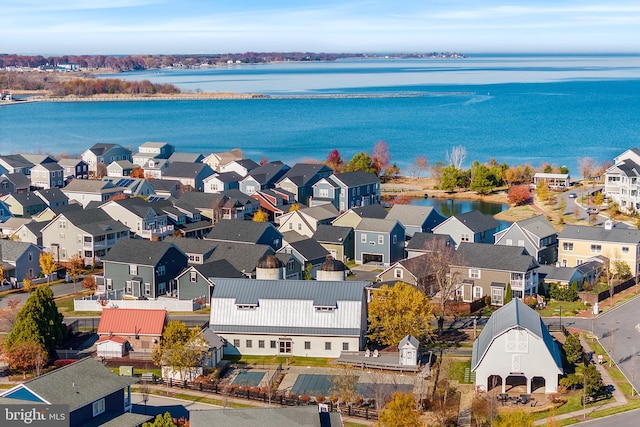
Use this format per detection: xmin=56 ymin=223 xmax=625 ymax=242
xmin=2 ymin=54 xmax=640 ymax=175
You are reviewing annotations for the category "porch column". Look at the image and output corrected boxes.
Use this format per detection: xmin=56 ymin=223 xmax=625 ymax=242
xmin=527 ymin=376 xmax=532 ymax=394
xmin=502 ymin=377 xmax=506 ymax=394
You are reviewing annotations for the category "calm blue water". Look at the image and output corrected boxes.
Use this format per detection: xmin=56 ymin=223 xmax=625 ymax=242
xmin=1 ymin=55 xmax=639 ymax=175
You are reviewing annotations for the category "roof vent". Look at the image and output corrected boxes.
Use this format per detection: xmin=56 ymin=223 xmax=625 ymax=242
xmin=604 ymin=219 xmax=614 ymax=231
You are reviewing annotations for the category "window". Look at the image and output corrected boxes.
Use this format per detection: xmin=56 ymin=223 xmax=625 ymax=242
xmin=325 ymin=342 xmax=332 ymax=351
xmin=144 ymin=282 xmax=151 ymax=296
xmin=590 ymin=244 xmax=602 ymax=254
xmin=460 ymin=233 xmax=470 ymax=242
xmin=258 ymin=340 xmax=265 ymax=348
xmin=288 ymin=223 xmax=293 ymax=230
xmin=233 ymin=339 xmax=240 ymax=347
xmin=158 ymin=282 xmax=166 ymax=294
xmin=59 ymin=220 xmax=66 ymax=229
xmin=473 ymin=286 xmax=483 ymax=300
xmin=28 ymin=252 xmax=33 ymax=261
xmin=517 ymin=240 xmax=525 ymax=247
xmin=304 ymin=341 xmax=311 ymax=350
xmin=378 ymin=235 xmax=384 ymax=245
xmin=157 ymin=265 xmax=166 ymax=275
xmin=287 ymin=260 xmax=295 ymax=271
xmin=190 ymin=271 xmax=197 ymax=282
xmin=270 ymin=340 xmax=277 ymax=349
xmin=61 ymin=248 xmax=66 ymax=258
xmin=361 ymin=233 xmax=367 ymax=243
xmin=563 ymin=242 xmax=573 ymax=251
xmin=77 ymin=235 xmax=82 ymax=243
xmin=129 ymin=264 xmax=138 ymax=275
xmin=394 ymin=268 xmax=403 ymax=279
xmin=319 ymin=188 xmax=329 ymax=198
xmin=126 ymin=281 xmax=132 ymax=294
xmin=506 ymin=239 xmax=513 ymax=246
xmin=342 ymin=342 xmax=349 ymax=351
xmin=297 ymin=223 xmax=302 ymax=230
xmin=92 ymin=398 xmax=105 ymax=417
xmin=393 ymin=235 xmax=397 ymax=244
xmin=622 ymin=246 xmax=630 ymax=254
xmin=469 ymin=269 xmax=480 ymax=279
xmin=106 ymin=278 xmax=113 ymax=291
xmin=279 ymin=340 xmax=292 ymax=354
xmin=506 ymin=329 xmax=529 ymax=353
xmin=491 ymin=288 xmax=503 ymax=305
xmin=246 ymin=339 xmax=252 ymax=348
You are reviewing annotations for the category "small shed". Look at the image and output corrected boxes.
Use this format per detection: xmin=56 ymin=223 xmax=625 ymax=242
xmin=398 ymin=334 xmax=419 ymax=366
xmin=96 ymin=335 xmax=129 ymax=358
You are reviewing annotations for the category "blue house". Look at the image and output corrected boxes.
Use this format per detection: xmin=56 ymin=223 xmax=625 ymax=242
xmin=310 ymin=170 xmax=380 ymax=211
xmin=354 ymin=218 xmax=405 ymax=266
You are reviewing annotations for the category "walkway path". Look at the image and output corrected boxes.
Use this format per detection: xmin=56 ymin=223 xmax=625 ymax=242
xmin=456 ymin=384 xmax=473 ymax=427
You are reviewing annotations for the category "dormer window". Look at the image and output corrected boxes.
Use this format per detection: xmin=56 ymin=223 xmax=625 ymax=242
xmin=315 ymin=306 xmax=335 ymax=312
xmin=237 ymin=304 xmax=257 ymax=310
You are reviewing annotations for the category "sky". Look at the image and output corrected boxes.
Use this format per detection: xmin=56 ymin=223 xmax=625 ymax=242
xmin=3 ymin=0 xmax=640 ymax=55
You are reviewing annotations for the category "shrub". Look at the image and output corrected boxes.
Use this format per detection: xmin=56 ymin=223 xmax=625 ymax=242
xmin=299 ymin=395 xmax=311 ymax=403
xmin=559 ymin=373 xmax=583 ymax=390
xmin=523 ymin=295 xmax=538 ymax=309
xmin=53 ymin=359 xmax=76 ymax=368
xmin=507 ymin=184 xmax=531 ymax=206
xmin=550 ymin=282 xmax=579 ymax=302
xmin=315 ymin=395 xmax=325 ymax=403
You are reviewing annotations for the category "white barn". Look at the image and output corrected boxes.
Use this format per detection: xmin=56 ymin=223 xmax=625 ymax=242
xmin=209 ymin=278 xmax=369 ymax=358
xmin=472 ymin=298 xmax=563 ymax=394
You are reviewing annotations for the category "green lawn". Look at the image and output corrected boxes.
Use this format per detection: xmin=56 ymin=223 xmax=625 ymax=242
xmin=55 ymin=292 xmax=101 ymax=317
xmin=447 ymin=358 xmax=472 ymax=383
xmin=224 ymin=354 xmax=333 ymax=367
xmin=538 ymin=300 xmax=588 ymax=317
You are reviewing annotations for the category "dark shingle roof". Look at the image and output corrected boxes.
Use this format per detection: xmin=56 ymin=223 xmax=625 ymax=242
xmin=208 ymin=242 xmax=274 ymax=274
xmin=0 ymin=240 xmax=37 ymax=262
xmin=189 ymin=406 xmax=342 ymax=427
xmin=210 ymin=171 xmax=243 ymax=183
xmin=206 ymin=219 xmax=280 ymax=244
xmin=102 ymin=239 xmax=183 ymax=266
xmin=351 ymin=204 xmax=388 ymax=219
xmin=61 ymin=208 xmax=129 ymax=235
xmin=406 ymin=232 xmax=452 ymax=250
xmin=34 ymin=188 xmax=68 ymax=204
xmin=312 ymin=224 xmax=353 ymax=243
xmin=278 ymin=163 xmax=332 ymax=186
xmin=332 ymin=170 xmax=380 ymax=187
xmin=163 ymin=161 xmax=212 ymax=178
xmin=450 ymin=210 xmax=501 ymax=233
xmin=454 ymin=242 xmax=537 ymax=272
xmin=244 ymin=161 xmax=289 ymax=184
xmin=195 ymin=259 xmax=244 ymax=278
xmin=356 ymin=218 xmax=402 ymax=233
xmin=558 ymin=223 xmax=640 ymax=244
xmin=165 ymin=236 xmax=217 ymax=258
xmin=286 ymin=238 xmax=330 ymax=261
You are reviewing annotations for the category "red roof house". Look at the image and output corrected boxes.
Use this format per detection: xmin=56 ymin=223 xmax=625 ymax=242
xmin=97 ymin=308 xmax=167 ymax=358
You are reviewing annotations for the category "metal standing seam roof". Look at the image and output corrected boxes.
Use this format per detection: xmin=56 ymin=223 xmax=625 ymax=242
xmin=97 ymin=308 xmax=167 ymax=336
xmin=210 ymin=278 xmax=368 ymax=306
xmin=471 ymin=298 xmax=563 ymax=372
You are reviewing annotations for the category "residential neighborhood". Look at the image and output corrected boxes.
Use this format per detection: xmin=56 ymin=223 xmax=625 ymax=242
xmin=0 ymin=145 xmax=639 ymax=426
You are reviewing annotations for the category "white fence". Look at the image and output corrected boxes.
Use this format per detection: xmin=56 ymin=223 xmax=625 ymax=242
xmin=74 ymin=295 xmax=204 ymax=312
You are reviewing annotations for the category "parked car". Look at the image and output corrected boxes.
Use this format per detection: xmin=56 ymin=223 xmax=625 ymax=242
xmin=587 ymin=207 xmax=599 ymax=215
xmin=568 ymin=192 xmax=577 ymax=198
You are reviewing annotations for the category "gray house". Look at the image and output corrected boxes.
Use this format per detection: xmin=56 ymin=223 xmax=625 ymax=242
xmin=57 ymin=158 xmax=89 ymax=180
xmin=310 ymin=170 xmax=380 ymax=211
xmin=451 ymin=242 xmax=540 ymax=305
xmin=354 ymin=218 xmax=405 ymax=266
xmin=175 ymin=260 xmax=244 ymax=303
xmin=385 ymin=204 xmax=447 ymax=237
xmin=494 ymin=214 xmax=558 ymax=265
xmin=102 ymin=239 xmax=188 ymax=299
xmin=81 ymin=143 xmax=133 ymax=176
xmin=239 ymin=161 xmax=290 ymax=195
xmin=30 ymin=162 xmax=64 ymax=189
xmin=162 ymin=162 xmax=214 ymax=192
xmin=433 ymin=210 xmax=501 ymax=248
xmin=275 ymin=163 xmax=333 ymax=205
xmin=206 ymin=219 xmax=283 ymax=251
xmin=0 ymin=239 xmax=43 ymax=283
xmin=203 ymin=171 xmax=242 ymax=193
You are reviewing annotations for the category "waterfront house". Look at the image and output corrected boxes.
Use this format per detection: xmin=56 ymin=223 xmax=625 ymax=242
xmin=30 ymin=162 xmax=65 ymax=189
xmin=557 ymin=220 xmax=640 ymax=275
xmin=239 ymin=161 xmax=290 ymax=195
xmin=41 ymin=208 xmax=130 ymax=265
xmin=99 ymin=198 xmax=174 ymax=240
xmin=203 ymin=171 xmax=242 ymax=193
xmin=277 ymin=204 xmax=339 ymax=237
xmin=57 ymin=158 xmax=89 ymax=180
xmin=161 ymin=161 xmax=214 ymax=192
xmin=604 ymin=148 xmax=640 ymax=214
xmin=106 ymin=159 xmax=135 ymax=178
xmin=209 ymin=278 xmax=369 ymax=358
xmin=385 ymin=204 xmax=447 ymax=237
xmin=81 ymin=143 xmax=133 ymax=176
xmin=494 ymin=214 xmax=558 ymax=265
xmin=310 ymin=170 xmax=380 ymax=211
xmin=450 ymin=242 xmax=539 ymax=304
xmin=0 ymin=239 xmax=43 ymax=283
xmin=354 ymin=218 xmax=405 ymax=266
xmin=532 ymin=172 xmax=570 ymax=190
xmin=312 ymin=224 xmax=354 ymax=263
xmin=0 ymin=192 xmax=47 ymax=217
xmin=275 ymin=163 xmax=333 ymax=205
xmin=220 ymin=158 xmax=259 ymax=176
xmin=0 ymin=357 xmax=147 ymax=427
xmin=202 ymin=149 xmax=245 ymax=171
xmin=432 ymin=210 xmax=501 ymax=248
xmin=102 ymin=239 xmax=188 ymax=298
xmin=206 ymin=219 xmax=283 ymax=251
xmin=61 ymin=179 xmax=125 ymax=208
xmin=97 ymin=308 xmax=167 ymax=357
xmin=472 ymin=298 xmax=563 ymax=394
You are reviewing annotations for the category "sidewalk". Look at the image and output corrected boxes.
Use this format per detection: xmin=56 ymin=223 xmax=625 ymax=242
xmin=532 ymin=336 xmax=627 ymax=425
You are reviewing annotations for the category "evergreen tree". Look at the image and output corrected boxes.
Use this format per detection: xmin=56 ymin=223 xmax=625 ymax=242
xmin=344 ymin=152 xmax=376 ymax=175
xmin=5 ymin=286 xmax=66 ymax=354
xmin=583 ymin=363 xmax=603 ymax=398
xmin=563 ymin=333 xmax=584 ymax=365
xmin=504 ymin=283 xmax=513 ymax=305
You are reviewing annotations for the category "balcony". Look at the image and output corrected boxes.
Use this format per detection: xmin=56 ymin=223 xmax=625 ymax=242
xmin=139 ymin=225 xmax=174 ymax=239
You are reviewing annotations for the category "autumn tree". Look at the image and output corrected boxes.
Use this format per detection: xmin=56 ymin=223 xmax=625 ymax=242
xmin=152 ymin=320 xmax=209 ymax=381
xmin=131 ymin=167 xmax=145 ymax=178
xmin=39 ymin=251 xmax=57 ymax=285
xmin=142 ymin=412 xmax=178 ymax=427
xmin=4 ymin=340 xmax=48 ymax=378
xmin=536 ymin=180 xmax=549 ymax=202
xmin=68 ymin=253 xmax=84 ymax=293
xmin=578 ymin=157 xmax=597 ymax=181
xmin=5 ymin=286 xmax=65 ymax=354
xmin=412 ymin=156 xmax=429 ymax=179
xmin=0 ymin=264 xmax=5 ymax=286
xmin=419 ymin=238 xmax=462 ymax=336
xmin=82 ymin=275 xmax=97 ymax=293
xmin=252 ymin=209 xmax=268 ymax=222
xmin=0 ymin=299 xmax=20 ymax=333
xmin=288 ymin=203 xmax=301 ymax=212
xmin=22 ymin=276 xmax=33 ymax=293
xmin=330 ymin=365 xmax=359 ymax=408
xmin=507 ymin=184 xmax=531 ymax=206
xmin=378 ymin=392 xmax=422 ymax=427
xmin=345 ymin=152 xmax=376 ymax=175
xmin=493 ymin=409 xmax=533 ymax=427
xmin=382 ymin=163 xmax=401 ymax=182
xmin=368 ymin=282 xmax=432 ymax=346
xmin=259 ymin=156 xmax=268 ymax=165
xmin=372 ymin=140 xmax=391 ymax=176
xmin=325 ymin=148 xmax=344 ymax=173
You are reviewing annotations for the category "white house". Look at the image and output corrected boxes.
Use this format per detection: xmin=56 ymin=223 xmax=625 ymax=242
xmin=398 ymin=334 xmax=419 ymax=366
xmin=472 ymin=298 xmax=563 ymax=394
xmin=209 ymin=278 xmax=369 ymax=358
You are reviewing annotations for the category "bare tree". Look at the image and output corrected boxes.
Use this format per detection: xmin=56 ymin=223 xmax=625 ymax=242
xmin=578 ymin=157 xmax=597 ymax=181
xmin=446 ymin=145 xmax=467 ymax=170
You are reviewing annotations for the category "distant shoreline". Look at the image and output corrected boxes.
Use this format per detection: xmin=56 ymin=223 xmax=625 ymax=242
xmin=4 ymin=91 xmax=476 ymax=104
